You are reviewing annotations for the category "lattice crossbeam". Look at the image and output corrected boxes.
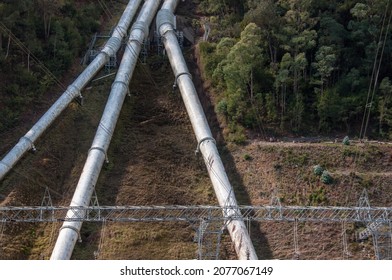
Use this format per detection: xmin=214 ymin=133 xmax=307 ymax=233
xmin=1 ymin=205 xmax=392 ymax=223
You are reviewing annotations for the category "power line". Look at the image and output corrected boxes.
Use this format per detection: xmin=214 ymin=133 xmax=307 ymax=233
xmin=0 ymin=22 xmax=66 ymax=91
xmin=352 ymin=4 xmax=392 ymax=207
xmin=98 ymin=0 xmax=114 ymax=19
xmin=359 ymin=1 xmax=391 ymax=140
xmin=363 ymin=6 xmax=392 ymax=140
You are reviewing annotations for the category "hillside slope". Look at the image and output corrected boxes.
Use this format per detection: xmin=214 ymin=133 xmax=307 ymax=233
xmin=1 ymin=1 xmax=391 ymax=260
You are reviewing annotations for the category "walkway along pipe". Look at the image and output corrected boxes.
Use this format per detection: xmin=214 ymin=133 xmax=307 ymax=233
xmin=157 ymin=0 xmax=258 ymax=260
xmin=50 ymin=0 xmax=161 ymax=260
xmin=0 ymin=0 xmax=142 ymax=181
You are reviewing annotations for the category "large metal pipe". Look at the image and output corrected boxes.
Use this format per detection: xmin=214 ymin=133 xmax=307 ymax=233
xmin=157 ymin=0 xmax=258 ymax=260
xmin=0 ymin=0 xmax=142 ymax=181
xmin=50 ymin=0 xmax=161 ymax=260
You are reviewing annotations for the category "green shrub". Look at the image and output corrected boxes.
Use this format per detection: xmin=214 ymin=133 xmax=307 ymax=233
xmin=309 ymin=187 xmax=327 ymax=205
xmin=216 ymin=99 xmax=228 ymax=115
xmin=342 ymin=136 xmax=350 ymax=145
xmin=321 ymin=170 xmax=333 ymax=184
xmin=243 ymin=154 xmax=252 ymax=161
xmin=199 ymin=41 xmax=216 ymax=55
xmin=313 ymin=165 xmax=324 ymax=176
xmin=227 ymin=123 xmax=246 ymax=144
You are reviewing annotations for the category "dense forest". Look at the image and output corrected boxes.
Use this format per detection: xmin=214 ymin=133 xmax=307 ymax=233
xmin=1 ymin=0 xmax=392 ymax=142
xmin=0 ymin=0 xmax=105 ymax=133
xmin=197 ymin=0 xmax=392 ymax=142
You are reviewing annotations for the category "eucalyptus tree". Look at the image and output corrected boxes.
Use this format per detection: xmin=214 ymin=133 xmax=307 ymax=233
xmin=379 ymin=77 xmax=392 ymax=136
xmin=278 ymin=0 xmax=318 ymax=130
xmin=221 ymin=23 xmax=263 ymax=125
xmin=312 ymin=45 xmax=337 ymax=96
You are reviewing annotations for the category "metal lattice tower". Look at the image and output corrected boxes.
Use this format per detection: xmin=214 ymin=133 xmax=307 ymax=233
xmin=292 ymin=219 xmax=300 ymax=259
xmin=1 ymin=188 xmax=392 ymax=259
xmin=270 ymin=192 xmax=283 ymax=218
xmin=0 ymin=218 xmax=5 ymax=257
xmin=154 ymin=30 xmax=164 ymax=55
xmin=83 ymin=32 xmax=117 ymax=72
xmin=90 ymin=189 xmax=100 ymax=208
xmin=356 ymin=189 xmax=392 ymax=260
xmin=105 ymin=55 xmax=117 ymax=73
xmin=41 ymin=187 xmax=53 ymax=208
xmin=193 ymin=217 xmax=225 ymax=260
xmin=2 ymin=205 xmax=392 ymax=223
xmin=82 ymin=33 xmax=98 ymax=65
xmin=154 ymin=30 xmax=183 ymax=55
xmin=141 ymin=39 xmax=150 ymax=64
xmin=341 ymin=221 xmax=351 ymax=259
xmin=2 ymin=204 xmax=392 ymax=259
xmin=372 ymin=222 xmax=392 ymax=260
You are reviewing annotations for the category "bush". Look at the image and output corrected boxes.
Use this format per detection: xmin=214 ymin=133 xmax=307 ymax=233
xmin=199 ymin=41 xmax=216 ymax=55
xmin=216 ymin=99 xmax=228 ymax=115
xmin=313 ymin=165 xmax=324 ymax=176
xmin=342 ymin=136 xmax=350 ymax=145
xmin=309 ymin=187 xmax=327 ymax=205
xmin=0 ymin=0 xmax=106 ymax=133
xmin=243 ymin=154 xmax=252 ymax=161
xmin=321 ymin=170 xmax=333 ymax=184
xmin=227 ymin=123 xmax=246 ymax=144
xmin=0 ymin=108 xmax=19 ymax=133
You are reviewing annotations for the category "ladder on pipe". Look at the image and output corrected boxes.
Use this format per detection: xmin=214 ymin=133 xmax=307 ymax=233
xmin=176 ymin=30 xmax=184 ymax=49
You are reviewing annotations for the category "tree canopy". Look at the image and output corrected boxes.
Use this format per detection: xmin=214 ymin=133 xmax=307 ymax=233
xmin=0 ymin=0 xmax=103 ymax=133
xmin=199 ymin=0 xmax=392 ymax=140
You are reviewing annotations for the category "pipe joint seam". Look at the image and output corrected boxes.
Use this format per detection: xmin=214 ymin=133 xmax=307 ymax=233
xmin=101 ymin=37 xmax=121 ymax=57
xmin=156 ymin=9 xmax=175 ymax=36
xmin=195 ymin=137 xmax=216 ymax=154
xmin=89 ymin=147 xmax=109 ymax=163
xmin=99 ymin=50 xmax=110 ymax=61
xmin=131 ymin=21 xmax=149 ymax=38
xmin=128 ymin=36 xmax=143 ymax=46
xmin=175 ymin=72 xmax=192 ymax=85
xmin=114 ymin=25 xmax=127 ymax=39
xmin=111 ymin=80 xmax=129 ymax=94
xmin=65 ymin=84 xmax=81 ymax=99
xmin=59 ymin=225 xmax=81 ymax=242
xmin=20 ymin=136 xmax=36 ymax=152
